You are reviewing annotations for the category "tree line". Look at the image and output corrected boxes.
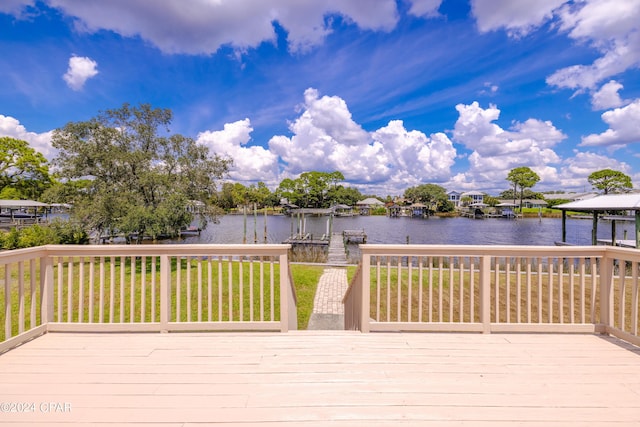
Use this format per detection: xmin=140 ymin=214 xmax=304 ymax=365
xmin=1 ymin=103 xmax=635 ymax=243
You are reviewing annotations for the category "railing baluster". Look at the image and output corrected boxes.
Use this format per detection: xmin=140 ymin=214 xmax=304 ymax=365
xmin=579 ymin=258 xmax=586 ymax=323
xmin=526 ymin=258 xmax=531 ymax=324
xmin=110 ymin=257 xmax=115 ymax=323
xmin=207 ymin=257 xmax=213 ymax=321
xmin=249 ymin=258 xmax=254 ymax=322
xmin=449 ymin=256 xmax=455 ymax=322
xmin=239 ymin=258 xmax=244 ymax=322
xmin=439 ymin=257 xmax=443 ymax=323
xmin=197 ymin=257 xmax=202 ymax=322
xmin=18 ymin=261 xmax=24 ymax=333
xmin=176 ymin=256 xmax=182 ymax=322
xmin=57 ymin=257 xmax=63 ymax=322
xmin=537 ymin=260 xmax=542 ymax=323
xmin=504 ymin=257 xmax=511 ymax=323
xmin=141 ymin=256 xmax=146 ymax=323
xmin=418 ymin=257 xmax=423 ymax=323
xmin=458 ymin=257 xmax=463 ymax=323
xmin=99 ymin=257 xmax=105 ymax=323
xmin=547 ymin=257 xmax=553 ymax=323
xmin=228 ymin=256 xmax=233 ymax=321
xmin=408 ymin=258 xmax=413 ymax=322
xmin=494 ymin=258 xmax=499 ymax=323
xmin=397 ymin=257 xmax=401 ymax=323
xmin=428 ymin=256 xmax=433 ymax=322
xmin=5 ymin=264 xmax=12 ymax=339
xmin=376 ymin=257 xmax=381 ymax=322
xmin=218 ymin=257 xmax=223 ymax=321
xmin=130 ymin=256 xmax=136 ymax=323
xmin=559 ymin=259 xmax=564 ymax=324
xmin=619 ymin=259 xmax=627 ymax=331
xmin=186 ymin=256 xmax=192 ymax=322
xmin=631 ymin=261 xmax=638 ymax=336
xmin=569 ymin=258 xmax=575 ymax=324
xmin=259 ymin=258 xmax=265 ymax=321
xmin=89 ymin=258 xmax=95 ymax=323
xmin=30 ymin=259 xmax=37 ymax=329
xmin=516 ymin=257 xmax=522 ymax=324
xmin=270 ymin=260 xmax=275 ymax=322
xmin=151 ymin=256 xmax=156 ymax=322
xmin=119 ymin=256 xmax=125 ymax=323
xmin=470 ymin=257 xmax=475 ymax=323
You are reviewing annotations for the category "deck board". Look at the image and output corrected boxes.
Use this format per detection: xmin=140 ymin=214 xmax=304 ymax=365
xmin=0 ymin=331 xmax=639 ymax=426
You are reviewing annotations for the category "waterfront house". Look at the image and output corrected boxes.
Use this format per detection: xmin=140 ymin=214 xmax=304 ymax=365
xmin=356 ymin=197 xmax=385 ymax=215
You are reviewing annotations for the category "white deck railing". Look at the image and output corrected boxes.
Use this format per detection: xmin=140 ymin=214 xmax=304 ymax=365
xmin=344 ymin=245 xmax=640 ymax=346
xmin=1 ymin=244 xmax=296 ymax=353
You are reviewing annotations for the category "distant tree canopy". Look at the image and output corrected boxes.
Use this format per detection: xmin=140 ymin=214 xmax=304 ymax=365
xmin=403 ymin=183 xmax=452 ymax=212
xmin=0 ymin=137 xmax=52 ymax=199
xmin=52 ymin=103 xmax=231 ymax=242
xmin=506 ymin=167 xmax=540 ymax=211
xmin=587 ymin=169 xmax=632 ymax=194
xmin=498 ymin=189 xmax=544 ymax=201
xmin=276 ymin=171 xmax=346 ymax=208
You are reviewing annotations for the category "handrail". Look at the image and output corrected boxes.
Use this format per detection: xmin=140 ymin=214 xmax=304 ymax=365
xmin=1 ymin=244 xmax=294 ymax=353
xmin=343 ymin=245 xmax=640 ymax=346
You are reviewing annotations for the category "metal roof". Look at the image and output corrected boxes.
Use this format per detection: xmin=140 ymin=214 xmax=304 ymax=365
xmin=0 ymin=199 xmax=50 ymax=208
xmin=556 ymin=194 xmax=640 ymax=211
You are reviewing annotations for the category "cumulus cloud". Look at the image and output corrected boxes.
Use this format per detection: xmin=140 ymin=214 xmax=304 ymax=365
xmin=269 ymin=88 xmax=456 ymax=191
xmin=471 ymin=0 xmax=565 ymax=37
xmin=591 ymin=80 xmax=626 ymax=110
xmin=0 ymin=114 xmax=54 ymax=159
xmin=581 ymin=100 xmax=640 ymax=147
xmin=196 ymin=119 xmax=279 ymax=184
xmin=451 ymin=101 xmax=565 ymax=190
xmin=547 ymin=0 xmax=640 ymax=91
xmin=41 ymin=0 xmax=400 ymax=54
xmin=62 ymin=55 xmax=98 ymax=91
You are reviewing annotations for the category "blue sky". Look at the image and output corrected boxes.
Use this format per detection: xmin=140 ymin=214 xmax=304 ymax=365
xmin=1 ymin=0 xmax=639 ymax=196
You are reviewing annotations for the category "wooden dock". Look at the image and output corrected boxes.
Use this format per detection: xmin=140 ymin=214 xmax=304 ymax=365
xmin=327 ymin=232 xmax=348 ymax=264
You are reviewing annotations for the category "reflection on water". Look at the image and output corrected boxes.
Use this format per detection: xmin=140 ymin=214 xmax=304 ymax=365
xmin=172 ymin=214 xmax=635 ymax=248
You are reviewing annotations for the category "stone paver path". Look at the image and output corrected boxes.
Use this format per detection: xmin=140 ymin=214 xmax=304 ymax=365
xmin=312 ymin=268 xmax=348 ymax=315
xmin=307 ymin=267 xmax=349 ymax=330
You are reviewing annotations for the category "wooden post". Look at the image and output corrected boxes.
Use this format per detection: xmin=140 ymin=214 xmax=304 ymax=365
xmin=561 ymin=210 xmax=567 ymax=243
xmin=480 ymin=255 xmax=491 ymax=334
xmin=361 ymin=252 xmax=370 ymax=333
xmin=599 ymin=251 xmax=613 ymax=331
xmin=636 ymin=210 xmax=640 ymax=249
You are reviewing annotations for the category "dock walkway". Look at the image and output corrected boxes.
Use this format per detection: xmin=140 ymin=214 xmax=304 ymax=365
xmin=308 ymin=233 xmax=350 ymax=330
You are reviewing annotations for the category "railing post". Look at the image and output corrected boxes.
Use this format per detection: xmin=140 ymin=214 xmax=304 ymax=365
xmin=160 ymin=254 xmax=171 ymax=332
xmin=600 ymin=250 xmax=614 ymax=331
xmin=360 ymin=253 xmax=370 ymax=333
xmin=479 ymin=255 xmax=491 ymax=334
xmin=279 ymin=252 xmax=293 ymax=332
xmin=40 ymin=253 xmax=54 ymax=326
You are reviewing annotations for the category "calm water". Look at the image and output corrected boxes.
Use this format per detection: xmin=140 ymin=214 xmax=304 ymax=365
xmin=174 ymin=214 xmax=635 ymax=247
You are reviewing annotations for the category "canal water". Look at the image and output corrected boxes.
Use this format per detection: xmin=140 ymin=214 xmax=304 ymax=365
xmin=174 ymin=214 xmax=635 ymax=247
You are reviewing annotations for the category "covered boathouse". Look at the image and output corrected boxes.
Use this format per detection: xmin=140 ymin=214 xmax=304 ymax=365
xmin=556 ymin=193 xmax=640 ymax=248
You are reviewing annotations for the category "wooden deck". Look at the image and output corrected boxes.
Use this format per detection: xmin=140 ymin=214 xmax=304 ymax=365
xmin=1 ymin=331 xmax=639 ymax=426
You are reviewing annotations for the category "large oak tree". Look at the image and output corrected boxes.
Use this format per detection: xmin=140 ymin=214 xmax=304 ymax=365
xmin=52 ymin=103 xmax=231 ymax=242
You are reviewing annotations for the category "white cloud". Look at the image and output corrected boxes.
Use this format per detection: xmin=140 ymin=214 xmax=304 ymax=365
xmin=0 ymin=115 xmax=54 ymax=159
xmin=45 ymin=0 xmax=399 ymax=54
xmin=581 ymin=99 xmax=640 ymax=147
xmin=451 ymin=101 xmax=565 ymax=191
xmin=471 ymin=0 xmax=565 ymax=37
xmin=269 ymin=88 xmax=457 ymax=192
xmin=62 ymin=55 xmax=98 ymax=91
xmin=557 ymin=151 xmax=633 ymax=190
xmin=547 ymin=0 xmax=640 ymax=90
xmin=591 ymin=80 xmax=626 ymax=110
xmin=0 ymin=0 xmax=34 ymax=16
xmin=407 ymin=0 xmax=442 ymax=18
xmin=196 ymin=119 xmax=279 ymax=185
